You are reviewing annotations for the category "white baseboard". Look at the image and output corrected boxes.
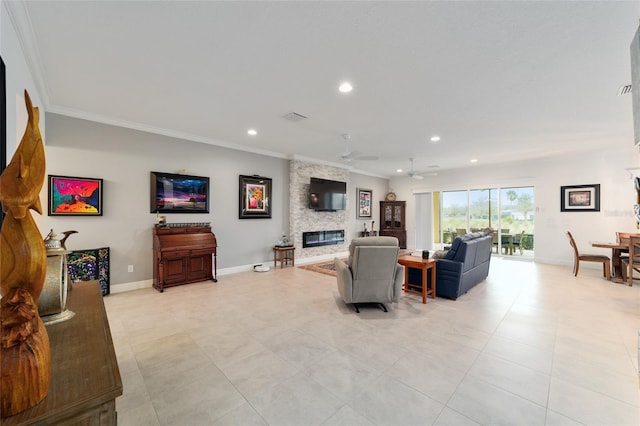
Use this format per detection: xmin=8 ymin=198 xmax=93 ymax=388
xmin=108 ymin=252 xmax=350 ymax=294
xmin=110 ymin=279 xmax=153 ymax=294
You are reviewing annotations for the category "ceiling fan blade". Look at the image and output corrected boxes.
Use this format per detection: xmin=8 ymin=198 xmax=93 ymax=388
xmin=353 ymin=155 xmax=379 ymax=161
xmin=340 ymin=151 xmax=355 ymax=161
xmin=412 ymin=174 xmax=424 ymax=180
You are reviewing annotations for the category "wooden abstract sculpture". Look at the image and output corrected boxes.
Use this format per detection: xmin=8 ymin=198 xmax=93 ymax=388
xmin=0 ymin=90 xmax=50 ymax=417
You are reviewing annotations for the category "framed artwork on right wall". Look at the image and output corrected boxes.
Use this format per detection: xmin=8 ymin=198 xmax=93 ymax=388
xmin=357 ymin=188 xmax=372 ymax=218
xmin=560 ymin=184 xmax=600 ymax=212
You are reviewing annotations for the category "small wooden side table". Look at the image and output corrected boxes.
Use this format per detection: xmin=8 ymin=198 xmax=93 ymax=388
xmin=358 ymin=231 xmax=378 ymax=237
xmin=273 ymin=246 xmax=295 ymax=268
xmin=397 ymin=255 xmax=436 ymax=304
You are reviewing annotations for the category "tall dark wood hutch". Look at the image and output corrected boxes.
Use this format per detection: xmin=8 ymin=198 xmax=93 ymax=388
xmin=153 ymin=223 xmax=217 ymax=292
xmin=379 ymin=201 xmax=407 ymax=249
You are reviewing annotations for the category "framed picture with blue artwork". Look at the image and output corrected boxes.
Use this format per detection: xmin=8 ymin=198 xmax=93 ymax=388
xmin=67 ymin=247 xmax=110 ymax=295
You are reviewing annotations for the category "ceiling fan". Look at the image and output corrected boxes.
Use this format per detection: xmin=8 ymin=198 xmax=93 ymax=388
xmin=338 ymin=133 xmax=378 ymax=162
xmin=405 ymin=158 xmax=425 ymax=180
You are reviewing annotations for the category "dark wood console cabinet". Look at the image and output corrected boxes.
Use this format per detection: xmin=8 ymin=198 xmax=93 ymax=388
xmin=153 ymin=224 xmax=218 ymax=292
xmin=3 ymin=281 xmax=122 ymax=425
xmin=380 ymin=201 xmax=407 ymax=249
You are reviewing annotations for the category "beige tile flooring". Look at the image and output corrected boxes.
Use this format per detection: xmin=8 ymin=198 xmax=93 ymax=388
xmin=105 ymin=258 xmax=640 ymax=425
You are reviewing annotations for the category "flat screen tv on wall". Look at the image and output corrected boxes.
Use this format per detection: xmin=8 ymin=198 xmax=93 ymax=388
xmin=308 ymin=177 xmax=347 ymax=211
xmin=150 ymin=171 xmax=210 ymax=213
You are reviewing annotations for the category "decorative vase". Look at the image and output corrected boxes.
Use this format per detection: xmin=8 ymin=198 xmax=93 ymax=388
xmin=38 ymin=229 xmax=77 ymax=324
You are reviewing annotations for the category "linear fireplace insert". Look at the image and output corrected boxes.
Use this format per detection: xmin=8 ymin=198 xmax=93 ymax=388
xmin=302 ymin=230 xmax=345 ymax=248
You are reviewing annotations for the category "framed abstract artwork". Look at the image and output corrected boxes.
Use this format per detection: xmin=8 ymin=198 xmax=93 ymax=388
xmin=357 ymin=188 xmax=372 ymax=218
xmin=560 ymin=184 xmax=600 ymax=212
xmin=239 ymin=175 xmax=272 ymax=219
xmin=48 ymin=175 xmax=103 ymax=216
xmin=67 ymin=247 xmax=110 ymax=296
xmin=150 ymin=171 xmax=210 ymax=213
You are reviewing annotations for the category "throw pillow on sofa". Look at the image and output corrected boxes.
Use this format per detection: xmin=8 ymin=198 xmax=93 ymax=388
xmin=432 ymin=250 xmax=449 ymax=259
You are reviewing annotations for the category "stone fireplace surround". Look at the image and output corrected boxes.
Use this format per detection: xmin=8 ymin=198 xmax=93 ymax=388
xmin=289 ymin=159 xmax=350 ymax=259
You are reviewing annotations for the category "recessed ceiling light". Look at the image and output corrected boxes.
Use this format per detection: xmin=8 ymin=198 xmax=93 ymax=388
xmin=470 ymin=158 xmax=478 ymax=163
xmin=338 ymin=82 xmax=353 ymax=93
xmin=247 ymin=129 xmax=257 ymax=136
xmin=430 ymin=136 xmax=441 ymax=142
xmin=397 ymin=169 xmax=403 ymax=173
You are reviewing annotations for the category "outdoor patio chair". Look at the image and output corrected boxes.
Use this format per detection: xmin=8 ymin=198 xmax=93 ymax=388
xmin=511 ymin=231 xmax=526 ymax=255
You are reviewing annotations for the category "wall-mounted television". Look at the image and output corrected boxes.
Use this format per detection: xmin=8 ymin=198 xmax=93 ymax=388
xmin=308 ymin=177 xmax=347 ymax=211
xmin=150 ymin=171 xmax=209 ymax=213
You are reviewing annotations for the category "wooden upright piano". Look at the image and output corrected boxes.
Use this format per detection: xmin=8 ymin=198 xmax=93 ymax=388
xmin=152 ymin=223 xmax=218 ymax=292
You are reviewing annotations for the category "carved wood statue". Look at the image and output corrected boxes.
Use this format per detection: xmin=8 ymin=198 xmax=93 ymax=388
xmin=0 ymin=90 xmax=51 ymax=417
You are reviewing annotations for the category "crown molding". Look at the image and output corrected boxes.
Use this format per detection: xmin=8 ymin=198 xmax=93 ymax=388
xmin=290 ymin=154 xmax=351 ymax=170
xmin=4 ymin=0 xmax=51 ymax=108
xmin=47 ymin=104 xmax=290 ymax=160
xmin=289 ymin=154 xmax=389 ymax=179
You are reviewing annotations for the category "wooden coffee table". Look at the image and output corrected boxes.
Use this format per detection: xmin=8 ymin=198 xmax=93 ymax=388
xmin=397 ymin=255 xmax=436 ymax=304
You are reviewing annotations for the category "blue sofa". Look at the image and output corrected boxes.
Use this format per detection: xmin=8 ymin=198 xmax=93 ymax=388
xmin=435 ymin=231 xmax=493 ymax=299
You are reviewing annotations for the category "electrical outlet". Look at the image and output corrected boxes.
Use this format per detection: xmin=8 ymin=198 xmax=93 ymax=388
xmin=128 ymin=265 xmax=134 ymax=272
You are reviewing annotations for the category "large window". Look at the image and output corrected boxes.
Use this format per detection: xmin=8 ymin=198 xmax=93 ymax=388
xmin=441 ymin=190 xmax=467 ymax=244
xmin=440 ymin=186 xmax=534 ymax=254
xmin=499 ymin=187 xmax=534 ymax=235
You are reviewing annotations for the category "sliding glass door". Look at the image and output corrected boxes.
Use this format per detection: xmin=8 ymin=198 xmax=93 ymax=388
xmin=469 ymin=189 xmax=493 ymax=231
xmin=498 ymin=187 xmax=534 ymax=256
xmin=439 ymin=186 xmax=534 ymax=257
xmin=441 ymin=190 xmax=467 ymax=244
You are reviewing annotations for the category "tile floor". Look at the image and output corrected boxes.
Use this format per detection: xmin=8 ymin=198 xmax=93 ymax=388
xmin=105 ymin=258 xmax=640 ymax=425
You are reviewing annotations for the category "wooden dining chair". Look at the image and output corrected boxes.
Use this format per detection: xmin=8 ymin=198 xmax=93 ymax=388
xmin=511 ymin=230 xmax=526 ymax=255
xmin=621 ymin=234 xmax=640 ymax=286
xmin=616 ymin=231 xmax=630 ymax=258
xmin=566 ymin=231 xmax=611 ymax=280
xmin=491 ymin=232 xmax=499 ymax=253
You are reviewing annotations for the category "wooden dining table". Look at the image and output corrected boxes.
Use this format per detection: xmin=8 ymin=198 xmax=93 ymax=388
xmin=591 ymin=240 xmax=630 ymax=283
xmin=501 ymin=234 xmax=514 ymax=255
xmin=593 ymin=232 xmax=640 ymax=283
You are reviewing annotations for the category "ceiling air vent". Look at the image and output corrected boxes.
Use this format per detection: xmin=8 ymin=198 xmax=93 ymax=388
xmin=618 ymin=84 xmax=632 ymax=96
xmin=282 ymin=112 xmax=308 ymax=122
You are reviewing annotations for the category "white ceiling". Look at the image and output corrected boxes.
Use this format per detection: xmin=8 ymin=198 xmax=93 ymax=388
xmin=8 ymin=1 xmax=640 ymax=177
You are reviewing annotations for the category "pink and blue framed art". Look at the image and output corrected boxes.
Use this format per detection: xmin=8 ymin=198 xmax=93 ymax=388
xmin=48 ymin=175 xmax=103 ymax=216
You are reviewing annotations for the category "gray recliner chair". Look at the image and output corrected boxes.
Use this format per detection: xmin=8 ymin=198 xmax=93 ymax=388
xmin=335 ymin=236 xmax=404 ymax=313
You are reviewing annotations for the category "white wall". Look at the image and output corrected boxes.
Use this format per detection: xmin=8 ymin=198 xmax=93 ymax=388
xmin=391 ymin=145 xmax=640 ymax=267
xmin=1 ymin=0 xmax=45 ymax=154
xmin=348 ymin=172 xmax=388 ymax=238
xmin=40 ymin=114 xmax=291 ymax=289
xmin=39 ymin=114 xmax=389 ymax=291
xmin=414 ymin=192 xmax=433 ymax=251
xmin=5 ymin=0 xmax=638 ymax=287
